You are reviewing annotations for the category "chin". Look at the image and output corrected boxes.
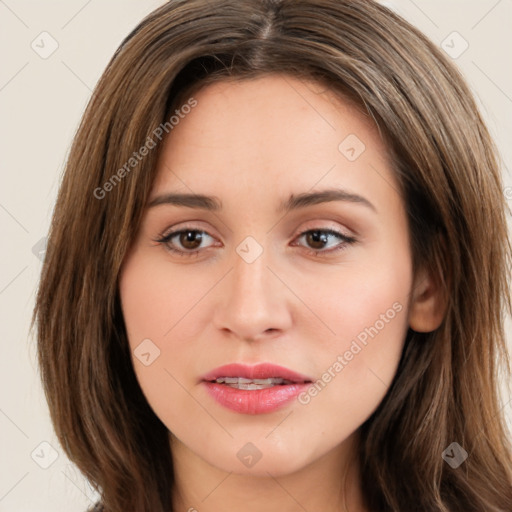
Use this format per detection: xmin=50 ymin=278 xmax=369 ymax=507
xmin=206 ymin=440 xmax=316 ymax=477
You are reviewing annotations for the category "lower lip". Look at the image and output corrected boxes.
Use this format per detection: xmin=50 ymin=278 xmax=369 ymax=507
xmin=203 ymin=381 xmax=310 ymax=414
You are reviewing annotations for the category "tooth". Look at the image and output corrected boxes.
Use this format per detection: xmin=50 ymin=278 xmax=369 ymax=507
xmin=224 ymin=377 xmax=282 ymax=384
xmin=213 ymin=377 xmax=296 ymax=388
xmin=238 ymin=383 xmax=266 ymax=390
xmin=253 ymin=378 xmax=282 ymax=385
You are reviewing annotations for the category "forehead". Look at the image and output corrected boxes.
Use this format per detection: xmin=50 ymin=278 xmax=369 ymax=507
xmin=151 ymin=74 xmax=398 ymax=210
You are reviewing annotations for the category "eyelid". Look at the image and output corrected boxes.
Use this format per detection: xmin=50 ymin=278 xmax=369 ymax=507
xmin=157 ymin=221 xmax=216 ymax=239
xmin=155 ymin=225 xmax=219 ymax=253
xmin=290 ymin=220 xmax=355 ymax=240
xmin=154 ymin=220 xmax=358 ymax=257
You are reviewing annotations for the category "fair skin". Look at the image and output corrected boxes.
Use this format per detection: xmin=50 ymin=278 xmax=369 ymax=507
xmin=119 ymin=74 xmax=444 ymax=512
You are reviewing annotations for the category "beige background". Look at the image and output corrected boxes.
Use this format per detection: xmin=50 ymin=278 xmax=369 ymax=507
xmin=0 ymin=1 xmax=511 ymax=510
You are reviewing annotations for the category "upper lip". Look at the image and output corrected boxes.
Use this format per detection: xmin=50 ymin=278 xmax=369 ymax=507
xmin=201 ymin=363 xmax=313 ymax=383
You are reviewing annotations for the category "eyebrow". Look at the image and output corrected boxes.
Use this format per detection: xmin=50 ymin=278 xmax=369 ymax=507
xmin=147 ymin=188 xmax=377 ymax=214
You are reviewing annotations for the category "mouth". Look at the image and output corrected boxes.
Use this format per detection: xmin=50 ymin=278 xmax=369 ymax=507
xmin=201 ymin=363 xmax=314 ymax=414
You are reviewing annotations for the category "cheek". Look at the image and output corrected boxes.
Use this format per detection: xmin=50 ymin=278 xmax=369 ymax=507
xmin=294 ymin=294 xmax=409 ymax=451
xmin=294 ymin=245 xmax=412 ymax=434
xmin=119 ymin=253 xmax=209 ymax=428
xmin=296 ymin=237 xmax=412 ymax=352
xmin=119 ymin=251 xmax=206 ymax=343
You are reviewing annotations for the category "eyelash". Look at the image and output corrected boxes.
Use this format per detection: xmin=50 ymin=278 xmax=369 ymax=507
xmin=154 ymin=225 xmax=357 ymax=258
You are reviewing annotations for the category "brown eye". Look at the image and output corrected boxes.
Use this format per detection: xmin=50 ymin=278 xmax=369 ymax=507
xmin=305 ymin=230 xmax=330 ymax=250
xmin=293 ymin=228 xmax=357 ymax=255
xmin=155 ymin=228 xmax=216 ymax=256
xmin=178 ymin=230 xmax=203 ymax=250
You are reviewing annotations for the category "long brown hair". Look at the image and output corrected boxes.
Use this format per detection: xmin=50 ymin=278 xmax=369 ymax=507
xmin=33 ymin=0 xmax=512 ymax=510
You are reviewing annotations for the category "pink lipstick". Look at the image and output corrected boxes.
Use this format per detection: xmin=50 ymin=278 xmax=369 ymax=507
xmin=201 ymin=363 xmax=313 ymax=414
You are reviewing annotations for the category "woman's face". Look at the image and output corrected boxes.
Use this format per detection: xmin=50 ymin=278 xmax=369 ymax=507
xmin=119 ymin=74 xmax=419 ymax=476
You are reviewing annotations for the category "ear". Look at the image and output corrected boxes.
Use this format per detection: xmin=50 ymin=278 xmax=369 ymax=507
xmin=408 ymin=265 xmax=448 ymax=333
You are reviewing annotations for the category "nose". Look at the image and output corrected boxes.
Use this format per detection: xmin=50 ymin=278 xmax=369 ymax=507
xmin=212 ymin=243 xmax=293 ymax=342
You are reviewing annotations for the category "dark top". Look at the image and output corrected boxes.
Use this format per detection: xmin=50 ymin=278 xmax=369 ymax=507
xmin=87 ymin=503 xmax=104 ymax=512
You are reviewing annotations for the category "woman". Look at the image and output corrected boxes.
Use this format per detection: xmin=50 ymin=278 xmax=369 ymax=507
xmin=33 ymin=0 xmax=512 ymax=510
